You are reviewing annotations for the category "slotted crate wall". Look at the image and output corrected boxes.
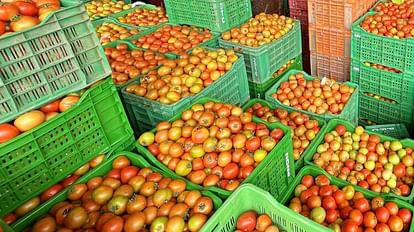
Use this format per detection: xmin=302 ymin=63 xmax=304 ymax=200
xmin=310 ymin=52 xmax=351 ymax=82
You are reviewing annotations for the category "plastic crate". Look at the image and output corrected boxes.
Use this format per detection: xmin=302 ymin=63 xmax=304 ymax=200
xmin=265 ymin=70 xmax=359 ymax=125
xmin=136 ymin=97 xmax=295 ymax=200
xmin=121 ymin=52 xmax=249 ymax=134
xmin=0 ymin=78 xmax=135 ymax=217
xmin=242 ymin=98 xmax=326 ymax=173
xmin=359 ymin=92 xmax=414 ymax=132
xmin=351 ymin=12 xmax=414 ymax=74
xmin=127 ymin=23 xmax=220 ymax=57
xmin=164 ymin=0 xmax=252 ymax=32
xmin=248 ymin=55 xmax=303 ymax=99
xmin=218 ymin=20 xmax=302 ymax=84
xmin=0 ymin=0 xmax=111 ymax=124
xmin=350 ymin=60 xmax=414 ymax=106
xmin=309 ymin=25 xmax=351 ymax=57
xmin=302 ymin=118 xmax=414 ymax=202
xmin=108 ymin=4 xmax=167 ymax=30
xmin=308 ymin=0 xmax=369 ymax=30
xmin=279 ymin=165 xmax=414 ymax=231
xmin=11 ymin=151 xmax=223 ymax=231
xmin=310 ymin=52 xmax=351 ymax=82
xmin=365 ymin=124 xmax=411 ymax=139
xmin=289 ymin=8 xmax=309 ymax=27
xmin=201 ymin=184 xmax=324 ymax=232
xmin=288 ymin=0 xmax=308 ymax=10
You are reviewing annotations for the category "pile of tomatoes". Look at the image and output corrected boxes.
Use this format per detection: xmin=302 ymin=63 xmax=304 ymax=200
xmin=104 ymin=43 xmax=168 ymax=85
xmin=245 ymin=102 xmax=321 ymax=161
xmin=2 ymin=155 xmax=105 ymax=225
xmin=0 ymin=94 xmax=80 ymax=144
xmin=361 ymin=0 xmax=414 ymax=39
xmin=0 ymin=0 xmax=61 ymax=36
xmin=235 ymin=211 xmax=280 ymax=232
xmin=221 ymin=13 xmax=294 ymax=47
xmin=288 ymin=174 xmax=412 ymax=231
xmin=312 ymin=124 xmax=413 ymax=196
xmin=138 ymin=101 xmax=285 ymax=191
xmin=272 ymin=58 xmax=295 ymax=78
xmin=95 ymin=22 xmax=141 ymax=45
xmin=364 ymin=92 xmax=397 ymax=104
xmin=27 ymin=155 xmax=216 ymax=231
xmin=85 ymin=0 xmax=131 ymax=19
xmin=124 ymin=47 xmax=238 ymax=104
xmin=364 ymin=62 xmax=401 ymax=74
xmin=116 ymin=6 xmax=168 ymax=28
xmin=270 ymin=72 xmax=355 ymax=115
xmin=131 ymin=25 xmax=213 ymax=54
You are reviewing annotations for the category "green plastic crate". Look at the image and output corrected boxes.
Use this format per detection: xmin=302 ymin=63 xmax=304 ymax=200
xmin=164 ymin=0 xmax=252 ymax=32
xmin=242 ymin=98 xmax=326 ymax=173
xmin=109 ymin=4 xmax=168 ymax=30
xmin=92 ymin=17 xmax=149 ymax=47
xmin=249 ymin=55 xmax=303 ymax=99
xmin=265 ymin=70 xmax=359 ymax=125
xmin=365 ymin=124 xmax=411 ymax=139
xmin=136 ymin=97 xmax=294 ymax=200
xmin=219 ymin=20 xmax=302 ymax=84
xmin=201 ymin=184 xmax=323 ymax=232
xmin=0 ymin=78 xmax=135 ymax=217
xmin=279 ymin=165 xmax=414 ymax=231
xmin=121 ymin=51 xmax=249 ymax=134
xmin=302 ymin=118 xmax=414 ymax=203
xmin=0 ymin=220 xmax=12 ymax=232
xmin=126 ymin=23 xmax=220 ymax=57
xmin=350 ymin=60 xmax=414 ymax=106
xmin=0 ymin=0 xmax=111 ymax=124
xmin=351 ymin=11 xmax=414 ymax=74
xmin=359 ymin=92 xmax=414 ymax=132
xmin=11 ymin=151 xmax=222 ymax=231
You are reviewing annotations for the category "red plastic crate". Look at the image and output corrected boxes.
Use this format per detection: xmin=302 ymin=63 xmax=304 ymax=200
xmin=289 ymin=0 xmax=308 ymax=10
xmin=290 ymin=8 xmax=308 ymax=26
xmin=310 ymin=52 xmax=351 ymax=82
xmin=308 ymin=0 xmax=370 ymax=30
xmin=309 ymin=25 xmax=351 ymax=57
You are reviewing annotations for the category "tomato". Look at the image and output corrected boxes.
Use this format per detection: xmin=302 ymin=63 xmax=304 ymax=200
xmin=223 ymin=163 xmax=239 ymax=179
xmin=166 ymin=216 xmax=185 ymax=232
xmin=67 ymin=183 xmax=87 ymax=201
xmin=385 ymin=202 xmax=399 ymax=216
xmin=349 ymin=209 xmax=363 ymax=226
xmin=342 ymin=219 xmax=359 ymax=232
xmin=354 ymin=198 xmax=370 ymax=213
xmin=188 ymin=214 xmax=207 ymax=232
xmin=236 ymin=211 xmax=257 ymax=232
xmin=92 ymin=185 xmax=114 ymax=205
xmin=175 ymin=160 xmax=192 ymax=176
xmin=102 ymin=177 xmax=121 ymax=189
xmin=246 ymin=136 xmax=261 ymax=152
xmin=0 ymin=4 xmax=19 ymax=21
xmin=398 ymin=208 xmax=412 ymax=224
xmin=10 ymin=15 xmax=39 ymax=32
xmin=120 ymin=166 xmax=139 ymax=183
xmin=315 ymin=175 xmax=329 ymax=186
xmin=301 ymin=175 xmax=314 ymax=188
xmin=343 ymin=185 xmax=355 ymax=200
xmin=307 ymin=195 xmax=321 ymax=209
xmin=107 ymin=168 xmax=121 ymax=179
xmin=38 ymin=4 xmax=59 ymax=21
xmin=139 ymin=181 xmax=157 ymax=197
xmin=35 ymin=0 xmax=61 ymax=7
xmin=184 ymin=190 xmax=202 ymax=208
xmin=40 ymin=184 xmax=63 ymax=202
xmin=12 ymin=1 xmax=38 ymax=17
xmin=59 ymin=95 xmax=80 ymax=112
xmin=322 ymin=196 xmax=336 ymax=210
xmin=376 ymin=207 xmax=390 ymax=223
xmin=64 ymin=206 xmax=87 ymax=229
xmin=319 ymin=185 xmax=333 ymax=197
xmin=203 ymin=152 xmax=218 ymax=168
xmin=124 ymin=212 xmax=145 ymax=232
xmin=375 ymin=223 xmax=391 ymax=232
xmin=363 ymin=211 xmax=377 ymax=228
xmin=2 ymin=213 xmax=16 ymax=225
xmin=388 ymin=215 xmax=404 ymax=232
xmin=15 ymin=197 xmax=40 ymax=216
xmin=256 ymin=214 xmax=272 ymax=231
xmin=32 ymin=216 xmax=56 ymax=232
xmin=0 ymin=123 xmax=20 ymax=143
xmin=14 ymin=110 xmax=45 ymax=132
xmin=325 ymin=209 xmax=338 ymax=223
xmin=371 ymin=197 xmax=385 ymax=210
xmin=0 ymin=21 xmax=5 ymax=35
xmin=333 ymin=190 xmax=345 ymax=205
xmin=101 ymin=215 xmax=124 ymax=232
xmin=107 ymin=195 xmax=128 ymax=215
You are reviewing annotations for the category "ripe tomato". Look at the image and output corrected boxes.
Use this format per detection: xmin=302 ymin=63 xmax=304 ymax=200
xmin=246 ymin=136 xmax=261 ymax=152
xmin=236 ymin=211 xmax=257 ymax=231
xmin=61 ymin=175 xmax=80 ymax=187
xmin=301 ymin=175 xmax=314 ymax=188
xmin=354 ymin=198 xmax=370 ymax=213
xmin=385 ymin=202 xmax=399 ymax=216
xmin=333 ymin=190 xmax=345 ymax=205
xmin=388 ymin=215 xmax=403 ymax=232
xmin=342 ymin=219 xmax=359 ymax=232
xmin=363 ymin=211 xmax=378 ymax=228
xmin=12 ymin=1 xmax=38 ymax=17
xmin=223 ymin=163 xmax=239 ymax=179
xmin=322 ymin=196 xmax=336 ymax=210
xmin=0 ymin=123 xmax=20 ymax=143
xmin=107 ymin=168 xmax=121 ymax=179
xmin=376 ymin=207 xmax=390 ymax=223
xmin=40 ymin=99 xmax=60 ymax=113
xmin=14 ymin=110 xmax=45 ymax=132
xmin=10 ymin=15 xmax=39 ymax=32
xmin=67 ymin=183 xmax=87 ymax=201
xmin=398 ymin=208 xmax=412 ymax=224
xmin=0 ymin=20 xmax=6 ymax=35
xmin=40 ymin=184 xmax=63 ymax=202
xmin=349 ymin=209 xmax=363 ymax=226
xmin=120 ymin=166 xmax=139 ymax=183
xmin=315 ymin=175 xmax=329 ymax=187
xmin=0 ymin=4 xmax=19 ymax=21
xmin=35 ymin=0 xmax=61 ymax=7
xmin=59 ymin=95 xmax=80 ymax=112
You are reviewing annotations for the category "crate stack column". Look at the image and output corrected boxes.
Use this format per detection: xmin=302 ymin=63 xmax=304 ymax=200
xmin=289 ymin=0 xmax=310 ymax=73
xmin=308 ymin=0 xmax=376 ymax=82
xmin=351 ymin=5 xmax=414 ymax=132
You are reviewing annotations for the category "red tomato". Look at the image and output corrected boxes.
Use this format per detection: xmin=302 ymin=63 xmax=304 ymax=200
xmin=12 ymin=1 xmax=38 ymax=16
xmin=315 ymin=175 xmax=329 ymax=187
xmin=236 ymin=211 xmax=257 ymax=232
xmin=342 ymin=219 xmax=359 ymax=232
xmin=349 ymin=209 xmax=363 ymax=226
xmin=59 ymin=95 xmax=80 ymax=112
xmin=385 ymin=202 xmax=399 ymax=216
xmin=120 ymin=166 xmax=139 ymax=183
xmin=0 ymin=21 xmax=5 ymax=35
xmin=322 ymin=196 xmax=336 ymax=210
xmin=388 ymin=215 xmax=403 ymax=232
xmin=325 ymin=209 xmax=338 ymax=223
xmin=319 ymin=185 xmax=332 ymax=197
xmin=376 ymin=207 xmax=390 ymax=223
xmin=354 ymin=198 xmax=370 ymax=213
xmin=0 ymin=4 xmax=19 ymax=21
xmin=40 ymin=184 xmax=63 ymax=202
xmin=223 ymin=163 xmax=239 ymax=179
xmin=107 ymin=168 xmax=121 ymax=179
xmin=40 ymin=100 xmax=60 ymax=113
xmin=375 ymin=223 xmax=391 ymax=232
xmin=0 ymin=123 xmax=20 ymax=143
xmin=61 ymin=175 xmax=80 ymax=187
xmin=245 ymin=136 xmax=261 ymax=152
xmin=398 ymin=208 xmax=412 ymax=224
xmin=301 ymin=175 xmax=314 ymax=188
xmin=333 ymin=190 xmax=345 ymax=205
xmin=363 ymin=211 xmax=377 ymax=228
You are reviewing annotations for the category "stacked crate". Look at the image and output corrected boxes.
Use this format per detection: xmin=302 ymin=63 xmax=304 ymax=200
xmin=289 ymin=0 xmax=310 ymax=72
xmin=351 ymin=2 xmax=414 ymax=133
xmin=308 ymin=0 xmax=376 ymax=82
